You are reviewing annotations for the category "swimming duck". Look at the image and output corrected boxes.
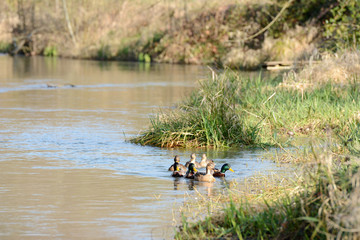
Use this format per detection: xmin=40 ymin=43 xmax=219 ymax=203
xmin=199 ymin=153 xmax=214 ymax=168
xmin=185 ymin=163 xmax=198 ymax=179
xmin=194 ymin=163 xmax=216 ymax=182
xmin=171 ymin=162 xmax=186 ymax=177
xmin=185 ymin=153 xmax=201 ymax=168
xmin=168 ymin=155 xmax=186 ymax=172
xmin=213 ymin=163 xmax=234 ymax=178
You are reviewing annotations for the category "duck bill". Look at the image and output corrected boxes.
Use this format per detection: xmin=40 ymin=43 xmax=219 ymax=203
xmin=193 ymin=167 xmax=198 ymax=172
xmin=229 ymin=168 xmax=234 ymax=172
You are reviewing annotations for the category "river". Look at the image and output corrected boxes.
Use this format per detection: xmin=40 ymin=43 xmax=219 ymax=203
xmin=0 ymin=55 xmax=281 ymax=239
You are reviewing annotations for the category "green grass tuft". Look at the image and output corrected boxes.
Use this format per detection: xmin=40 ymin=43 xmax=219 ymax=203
xmin=130 ymin=69 xmax=360 ymax=149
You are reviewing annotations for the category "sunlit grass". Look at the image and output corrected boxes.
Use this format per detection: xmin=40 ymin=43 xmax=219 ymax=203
xmin=130 ymin=67 xmax=360 ymax=149
xmin=176 ymin=150 xmax=360 ymax=239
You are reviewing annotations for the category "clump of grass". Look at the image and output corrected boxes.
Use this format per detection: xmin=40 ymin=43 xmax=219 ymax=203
xmin=0 ymin=41 xmax=11 ymax=53
xmin=131 ymin=64 xmax=360 ymax=149
xmin=43 ymin=45 xmax=58 ymax=57
xmin=338 ymin=113 xmax=360 ymax=154
xmin=176 ymin=151 xmax=360 ymax=239
xmin=131 ymin=72 xmax=265 ymax=148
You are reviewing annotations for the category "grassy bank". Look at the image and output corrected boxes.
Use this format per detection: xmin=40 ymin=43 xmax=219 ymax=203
xmin=172 ymin=50 xmax=360 ymax=238
xmin=0 ymin=0 xmax=358 ymax=68
xmin=131 ymin=50 xmax=360 ymax=149
xmin=176 ymin=149 xmax=360 ymax=239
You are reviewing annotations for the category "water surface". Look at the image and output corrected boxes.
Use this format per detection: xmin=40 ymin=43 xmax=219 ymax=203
xmin=0 ymin=56 xmax=281 ymax=239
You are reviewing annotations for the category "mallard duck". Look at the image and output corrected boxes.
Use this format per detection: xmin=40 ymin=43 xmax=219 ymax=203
xmin=185 ymin=163 xmax=198 ymax=179
xmin=213 ymin=163 xmax=234 ymax=177
xmin=194 ymin=163 xmax=216 ymax=182
xmin=199 ymin=153 xmax=214 ymax=168
xmin=168 ymin=155 xmax=186 ymax=172
xmin=185 ymin=153 xmax=201 ymax=168
xmin=171 ymin=162 xmax=186 ymax=177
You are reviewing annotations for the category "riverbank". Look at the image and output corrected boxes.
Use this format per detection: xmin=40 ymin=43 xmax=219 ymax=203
xmin=0 ymin=0 xmax=358 ymax=69
xmin=176 ymin=148 xmax=360 ymax=239
xmin=169 ymin=49 xmax=360 ymax=238
xmin=131 ymin=50 xmax=360 ymax=150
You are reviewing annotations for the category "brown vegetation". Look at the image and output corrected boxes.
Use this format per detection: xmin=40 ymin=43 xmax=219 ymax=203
xmin=281 ymin=50 xmax=360 ymax=89
xmin=0 ymin=0 xmax=338 ymax=69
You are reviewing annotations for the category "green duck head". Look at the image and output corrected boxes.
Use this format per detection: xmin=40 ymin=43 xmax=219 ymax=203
xmin=188 ymin=163 xmax=197 ymax=173
xmin=221 ymin=163 xmax=234 ymax=173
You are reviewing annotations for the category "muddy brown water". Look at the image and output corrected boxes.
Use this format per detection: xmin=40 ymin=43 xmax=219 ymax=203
xmin=0 ymin=56 xmax=281 ymax=239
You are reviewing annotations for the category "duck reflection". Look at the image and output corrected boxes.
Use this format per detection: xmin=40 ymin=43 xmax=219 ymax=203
xmin=173 ymin=178 xmax=181 ymax=190
xmin=187 ymin=179 xmax=195 ymax=190
xmin=194 ymin=181 xmax=214 ymax=196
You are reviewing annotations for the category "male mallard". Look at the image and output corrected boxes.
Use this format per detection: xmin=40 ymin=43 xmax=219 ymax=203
xmin=199 ymin=153 xmax=214 ymax=168
xmin=185 ymin=163 xmax=198 ymax=179
xmin=171 ymin=162 xmax=186 ymax=177
xmin=185 ymin=153 xmax=201 ymax=168
xmin=168 ymin=155 xmax=186 ymax=172
xmin=194 ymin=163 xmax=216 ymax=182
xmin=213 ymin=163 xmax=234 ymax=177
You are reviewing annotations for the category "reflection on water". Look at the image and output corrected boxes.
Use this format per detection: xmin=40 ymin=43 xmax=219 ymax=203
xmin=0 ymin=55 xmax=281 ymax=239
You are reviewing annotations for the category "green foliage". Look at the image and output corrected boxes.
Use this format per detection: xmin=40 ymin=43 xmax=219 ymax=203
xmin=152 ymin=32 xmax=164 ymax=43
xmin=96 ymin=44 xmax=112 ymax=60
xmin=338 ymin=120 xmax=360 ymax=154
xmin=116 ymin=46 xmax=137 ymax=61
xmin=138 ymin=53 xmax=151 ymax=63
xmin=0 ymin=42 xmax=11 ymax=53
xmin=43 ymin=45 xmax=58 ymax=57
xmin=261 ymin=0 xmax=338 ymax=39
xmin=324 ymin=0 xmax=360 ymax=49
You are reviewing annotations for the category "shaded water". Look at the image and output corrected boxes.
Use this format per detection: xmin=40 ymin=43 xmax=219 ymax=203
xmin=0 ymin=56 xmax=281 ymax=239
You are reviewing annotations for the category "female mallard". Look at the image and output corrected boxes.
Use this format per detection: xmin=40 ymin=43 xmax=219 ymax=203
xmin=185 ymin=163 xmax=198 ymax=179
xmin=199 ymin=153 xmax=214 ymax=168
xmin=171 ymin=162 xmax=186 ymax=177
xmin=194 ymin=163 xmax=216 ymax=182
xmin=168 ymin=155 xmax=186 ymax=172
xmin=213 ymin=163 xmax=234 ymax=177
xmin=185 ymin=153 xmax=201 ymax=168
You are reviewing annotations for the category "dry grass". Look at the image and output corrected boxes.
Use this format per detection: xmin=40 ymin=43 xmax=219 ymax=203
xmin=179 ymin=170 xmax=300 ymax=223
xmin=264 ymin=24 xmax=319 ymax=61
xmin=176 ymin=149 xmax=360 ymax=239
xmin=0 ymin=0 xmax=238 ymax=57
xmin=1 ymin=0 xmax=329 ymax=68
xmin=281 ymin=50 xmax=360 ymax=90
xmin=223 ymin=24 xmax=319 ymax=69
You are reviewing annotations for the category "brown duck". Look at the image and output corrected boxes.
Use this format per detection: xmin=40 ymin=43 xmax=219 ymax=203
xmin=199 ymin=153 xmax=214 ymax=168
xmin=168 ymin=155 xmax=186 ymax=172
xmin=185 ymin=153 xmax=201 ymax=168
xmin=194 ymin=163 xmax=216 ymax=182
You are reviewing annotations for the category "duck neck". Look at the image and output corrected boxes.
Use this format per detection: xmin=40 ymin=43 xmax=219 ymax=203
xmin=174 ymin=162 xmax=179 ymax=171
